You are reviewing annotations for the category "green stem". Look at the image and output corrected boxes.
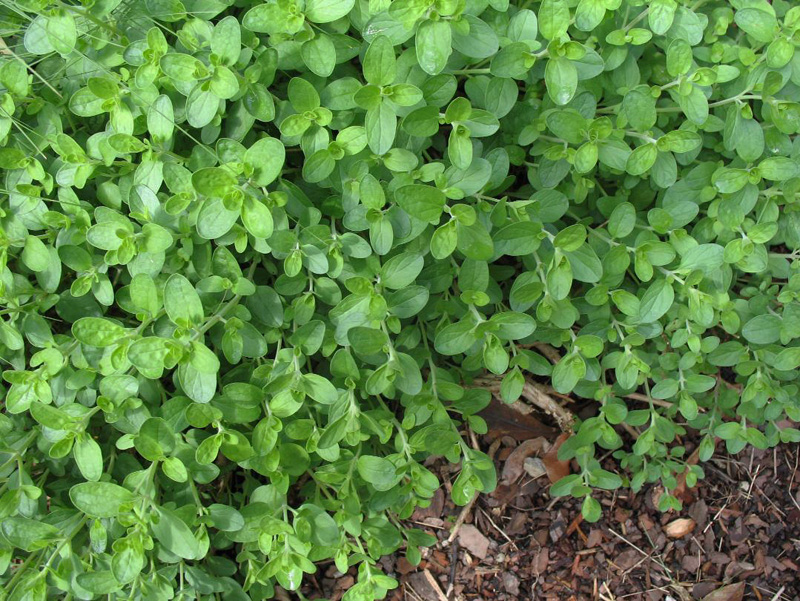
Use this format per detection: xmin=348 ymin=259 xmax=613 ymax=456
xmin=450 ymin=68 xmax=491 ymax=75
xmin=192 ymin=263 xmax=257 ymax=340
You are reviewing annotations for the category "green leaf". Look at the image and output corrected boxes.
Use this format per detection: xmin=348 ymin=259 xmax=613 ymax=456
xmin=678 ymin=244 xmax=724 ymax=273
xmin=649 ymin=0 xmax=677 ymax=34
xmin=185 ymin=87 xmax=219 ymax=128
xmin=553 ymin=224 xmax=586 ymax=251
xmin=657 ymin=131 xmax=702 ymax=153
xmin=581 ymin=495 xmax=602 ymax=522
xmin=46 ymin=9 xmax=77 ymax=55
xmin=381 ymin=253 xmax=424 ymax=290
xmin=415 ymin=19 xmax=451 ymax=76
xmin=72 ymin=318 xmax=126 ymax=347
xmin=74 ymin=435 xmax=103 ymax=482
xmin=734 ymin=7 xmax=778 ymax=43
xmin=302 ymin=34 xmax=336 ymax=77
xmin=192 ymin=167 xmax=237 ymax=197
xmin=288 ymin=77 xmax=320 ymax=111
xmin=304 ymin=0 xmax=354 ymax=23
xmin=539 ymin=0 xmax=570 ymax=40
xmin=758 ymin=157 xmax=800 ymax=181
xmin=457 ymin=222 xmax=494 ymax=260
xmin=575 ymin=0 xmax=606 ymax=32
xmin=394 ymin=184 xmax=446 ymax=223
xmin=366 ymin=101 xmax=396 ymax=155
xmin=212 ymin=16 xmax=241 ymax=66
xmin=196 ymin=198 xmax=240 ymax=239
xmin=364 ymin=36 xmax=396 ymax=86
xmin=136 ymin=417 xmax=176 ymax=461
xmin=164 ymin=274 xmax=204 ymax=328
xmin=638 ymin=279 xmax=674 ymax=323
xmin=241 ymin=197 xmax=274 ymax=239
xmin=483 ymin=334 xmax=509 ymax=375
xmin=242 ymin=3 xmax=291 ymax=34
xmin=493 ymin=222 xmax=542 ymax=256
xmin=550 ymin=474 xmax=582 ymax=497
xmin=626 ymin=143 xmax=658 ymax=176
xmin=435 ymin=320 xmax=477 ymax=355
xmin=21 ymin=235 xmax=49 ymax=272
xmin=431 ymin=220 xmax=458 ymax=259
xmin=245 ymin=137 xmax=285 ymax=186
xmin=70 ymin=482 xmax=135 ymax=518
xmin=608 ymin=203 xmax=636 ymax=238
xmin=357 ymin=455 xmax=398 ymax=491
xmin=545 ymin=57 xmax=578 ymax=106
xmin=552 ymin=354 xmax=585 ymax=394
xmin=742 ymin=314 xmax=781 ymax=345
xmin=148 ymin=95 xmax=175 ymax=143
xmin=151 ymin=507 xmax=202 ymax=560
xmin=2 ymin=518 xmax=60 ymax=551
xmin=303 ymin=149 xmax=336 ymax=183
xmin=500 ymin=367 xmax=525 ymax=403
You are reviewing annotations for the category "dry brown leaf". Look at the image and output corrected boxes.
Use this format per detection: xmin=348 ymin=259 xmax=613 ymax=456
xmin=664 ymin=517 xmax=696 ymax=538
xmin=541 ymin=432 xmax=571 ymax=483
xmin=701 ymin=581 xmax=745 ymax=601
xmin=501 ymin=437 xmax=548 ymax=483
xmin=480 ymin=397 xmax=556 ymax=442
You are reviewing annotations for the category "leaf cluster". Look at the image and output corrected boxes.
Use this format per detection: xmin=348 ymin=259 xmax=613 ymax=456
xmin=2 ymin=0 xmax=800 ymax=599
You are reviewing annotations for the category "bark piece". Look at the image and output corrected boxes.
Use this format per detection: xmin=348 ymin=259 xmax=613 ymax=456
xmin=523 ymin=456 xmax=547 ymax=479
xmin=701 ymin=582 xmax=745 ymax=601
xmin=458 ymin=524 xmax=490 ymax=560
xmin=407 ymin=570 xmax=448 ymax=601
xmin=664 ymin=517 xmax=696 ymax=538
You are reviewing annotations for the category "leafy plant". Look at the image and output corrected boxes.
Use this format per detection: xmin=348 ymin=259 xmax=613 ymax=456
xmin=1 ymin=0 xmax=800 ymax=598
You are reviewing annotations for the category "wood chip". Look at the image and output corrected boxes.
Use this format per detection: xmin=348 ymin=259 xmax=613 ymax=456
xmin=701 ymin=582 xmax=745 ymax=601
xmin=407 ymin=570 xmax=448 ymax=601
xmin=664 ymin=517 xmax=696 ymax=538
xmin=502 ymin=572 xmax=520 ymax=595
xmin=532 ymin=548 xmax=549 ymax=575
xmin=523 ymin=456 xmax=547 ymax=479
xmin=458 ymin=524 xmax=490 ymax=560
xmin=586 ymin=528 xmax=604 ymax=548
xmin=549 ymin=511 xmax=567 ymax=543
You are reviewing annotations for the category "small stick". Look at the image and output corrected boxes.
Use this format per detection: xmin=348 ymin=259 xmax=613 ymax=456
xmin=446 ymin=539 xmax=458 ymax=598
xmin=532 ymin=342 xmax=562 ymax=364
xmin=623 ymin=392 xmax=678 ymax=409
xmin=479 ymin=507 xmax=518 ymax=549
xmin=446 ymin=494 xmax=477 ymax=545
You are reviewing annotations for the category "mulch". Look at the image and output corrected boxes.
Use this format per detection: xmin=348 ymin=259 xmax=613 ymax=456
xmin=302 ymin=409 xmax=800 ymax=601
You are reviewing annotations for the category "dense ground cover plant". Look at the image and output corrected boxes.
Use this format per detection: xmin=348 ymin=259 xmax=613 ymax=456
xmin=1 ymin=0 xmax=800 ymax=598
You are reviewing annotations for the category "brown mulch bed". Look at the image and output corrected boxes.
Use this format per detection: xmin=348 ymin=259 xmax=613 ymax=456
xmin=303 ymin=410 xmax=800 ymax=601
